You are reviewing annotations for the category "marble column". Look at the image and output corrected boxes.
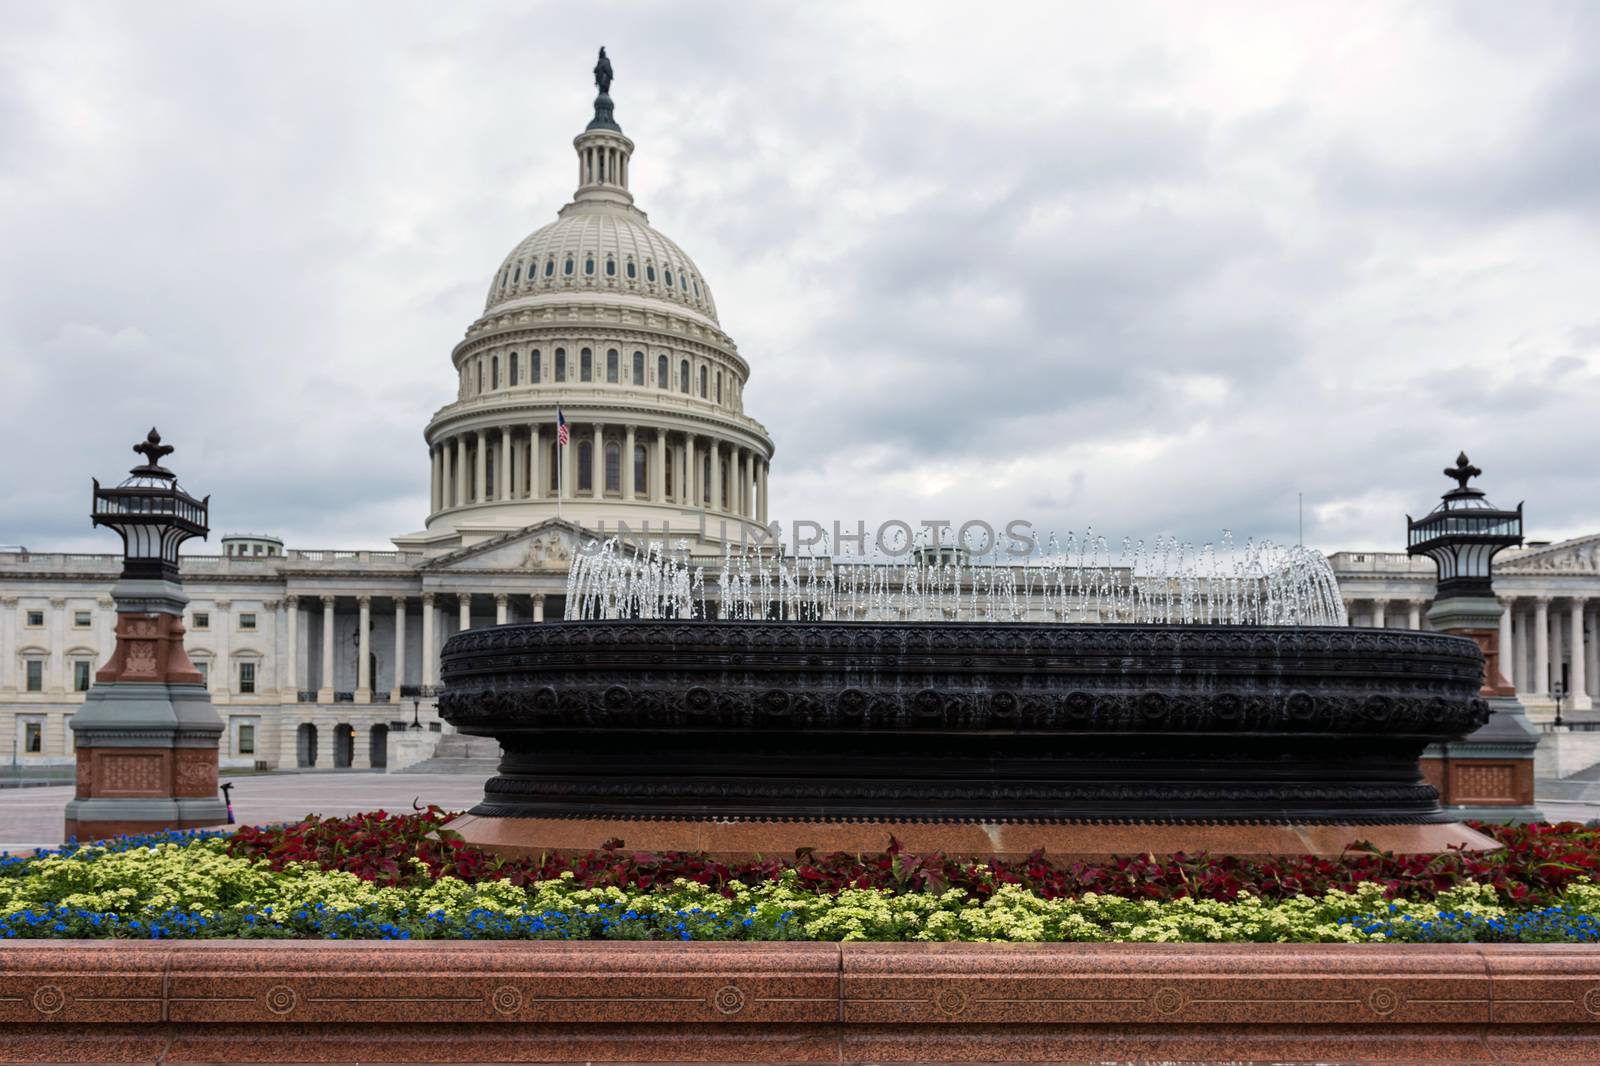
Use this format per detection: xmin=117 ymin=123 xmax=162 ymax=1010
xmin=1500 ymin=598 xmax=1515 ymax=691
xmin=1371 ymin=599 xmax=1387 ymax=628
xmin=285 ymin=597 xmax=300 ymax=699
xmin=318 ymin=596 xmax=335 ymax=703
xmin=624 ymin=424 xmax=636 ymax=500
xmin=1588 ymin=604 xmax=1600 ymax=699
xmin=391 ymin=598 xmax=406 ymax=702
xmin=0 ymin=596 xmax=13 ymax=694
xmin=562 ymin=429 xmax=575 ymax=502
xmin=1407 ymin=600 xmax=1421 ymax=630
xmin=421 ymin=593 xmax=436 ymax=689
xmin=495 ymin=593 xmax=508 ymax=625
xmin=430 ymin=445 xmax=441 ymax=513
xmin=455 ymin=436 xmax=467 ymax=507
xmin=1534 ymin=598 xmax=1550 ymax=697
xmin=758 ymin=460 xmax=769 ymax=523
xmin=529 ymin=426 xmax=543 ymax=500
xmin=687 ymin=436 xmax=699 ymax=506
xmin=533 ymin=594 xmax=546 ymax=623
xmin=459 ymin=593 xmax=472 ymax=632
xmin=499 ymin=427 xmax=512 ymax=500
xmin=710 ymin=440 xmax=723 ymax=512
xmin=354 ymin=595 xmax=372 ymax=703
xmin=475 ymin=431 xmax=488 ymax=503
xmin=1571 ymin=598 xmax=1589 ymax=709
xmin=654 ymin=429 xmax=667 ymax=502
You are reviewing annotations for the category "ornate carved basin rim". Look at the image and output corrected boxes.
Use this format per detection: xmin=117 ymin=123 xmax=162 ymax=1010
xmin=440 ymin=621 xmax=1489 ymax=738
xmin=438 ymin=621 xmax=1489 ymax=825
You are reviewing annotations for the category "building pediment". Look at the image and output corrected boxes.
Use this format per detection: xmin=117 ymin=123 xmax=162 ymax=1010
xmin=419 ymin=520 xmax=588 ymax=574
xmin=1501 ymin=534 xmax=1600 ymax=575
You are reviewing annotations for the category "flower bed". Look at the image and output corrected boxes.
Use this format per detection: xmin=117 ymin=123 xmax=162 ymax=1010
xmin=4 ymin=810 xmax=1600 ymax=942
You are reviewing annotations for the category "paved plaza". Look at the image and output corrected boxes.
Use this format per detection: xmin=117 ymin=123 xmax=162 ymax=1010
xmin=1 ymin=770 xmax=1595 ymax=854
xmin=0 ymin=771 xmax=489 ymax=853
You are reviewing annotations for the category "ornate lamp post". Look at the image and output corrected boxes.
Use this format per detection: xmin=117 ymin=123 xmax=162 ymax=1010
xmin=1406 ymin=452 xmax=1540 ymax=821
xmin=64 ymin=430 xmax=228 ymax=840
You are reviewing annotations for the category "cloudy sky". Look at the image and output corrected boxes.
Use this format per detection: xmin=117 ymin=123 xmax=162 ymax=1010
xmin=3 ymin=2 xmax=1598 ymax=555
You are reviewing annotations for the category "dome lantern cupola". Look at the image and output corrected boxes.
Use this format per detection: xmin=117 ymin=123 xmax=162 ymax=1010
xmin=572 ymin=46 xmax=634 ymax=209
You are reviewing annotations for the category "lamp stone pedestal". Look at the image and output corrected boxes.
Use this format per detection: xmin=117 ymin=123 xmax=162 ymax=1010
xmin=64 ymin=577 xmax=227 ymax=841
xmin=1418 ymin=595 xmax=1542 ymax=823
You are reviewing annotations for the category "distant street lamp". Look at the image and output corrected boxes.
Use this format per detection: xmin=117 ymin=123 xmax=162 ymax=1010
xmin=410 ymin=698 xmax=423 ymax=730
xmin=1554 ymin=683 xmax=1566 ymax=729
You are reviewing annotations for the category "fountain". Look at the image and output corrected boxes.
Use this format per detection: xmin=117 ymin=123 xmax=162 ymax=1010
xmin=439 ymin=535 xmax=1500 ymax=858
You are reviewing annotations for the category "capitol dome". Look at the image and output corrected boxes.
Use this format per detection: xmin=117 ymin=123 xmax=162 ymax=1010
xmin=485 ymin=206 xmax=720 ymax=325
xmin=405 ymin=52 xmax=774 ymax=556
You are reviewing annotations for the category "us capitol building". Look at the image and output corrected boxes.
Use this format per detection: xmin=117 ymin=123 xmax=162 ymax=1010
xmin=3 ymin=57 xmax=1598 ymax=773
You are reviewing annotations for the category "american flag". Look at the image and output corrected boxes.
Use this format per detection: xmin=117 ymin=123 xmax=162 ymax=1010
xmin=556 ymin=408 xmax=569 ymax=446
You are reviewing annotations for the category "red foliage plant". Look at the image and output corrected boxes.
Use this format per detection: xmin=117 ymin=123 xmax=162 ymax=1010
xmin=225 ymin=810 xmax=1600 ymax=908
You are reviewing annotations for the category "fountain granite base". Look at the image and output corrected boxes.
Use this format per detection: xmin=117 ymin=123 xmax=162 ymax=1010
xmin=439 ymin=621 xmax=1501 ymax=858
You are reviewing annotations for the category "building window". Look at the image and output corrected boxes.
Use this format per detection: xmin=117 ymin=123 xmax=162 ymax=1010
xmin=510 ymin=352 xmax=519 ymax=386
xmin=693 ymin=278 xmax=701 ymax=297
xmin=626 ymin=260 xmax=637 ymax=279
xmin=577 ymin=440 xmax=593 ymax=491
xmin=73 ymin=610 xmax=92 ymax=628
xmin=239 ymin=612 xmax=256 ymax=630
xmin=702 ymin=455 xmax=711 ymax=504
xmin=632 ymin=350 xmax=644 ymax=384
xmin=544 ymin=258 xmax=554 ymax=277
xmin=699 ymin=366 xmax=708 ymax=398
xmin=564 ymin=257 xmax=574 ymax=276
xmin=605 ymin=257 xmax=616 ymax=277
xmin=25 ymin=610 xmax=43 ymax=627
xmin=477 ymin=361 xmax=483 ymax=393
xmin=658 ymin=354 xmax=668 ymax=388
xmin=25 ymin=660 xmax=43 ymax=692
xmin=237 ymin=720 xmax=256 ymax=755
xmin=580 ymin=348 xmax=592 ymax=381
xmin=716 ymin=371 xmax=722 ymax=404
xmin=646 ymin=263 xmax=656 ymax=282
xmin=531 ymin=350 xmax=541 ymax=383
xmin=192 ymin=612 xmax=210 ymax=630
xmin=555 ymin=348 xmax=566 ymax=381
xmin=238 ymin=661 xmax=256 ymax=695
xmin=605 ymin=441 xmax=621 ymax=493
xmin=606 ymin=349 xmax=619 ymax=383
xmin=195 ymin=660 xmax=209 ymax=685
xmin=634 ymin=444 xmax=647 ymax=494
xmin=665 ymin=448 xmax=675 ymax=496
xmin=21 ymin=718 xmax=43 ymax=754
xmin=492 ymin=355 xmax=500 ymax=389
xmin=73 ymin=660 xmax=91 ymax=692
xmin=664 ymin=268 xmax=674 ymax=288
xmin=679 ymin=360 xmax=690 ymax=393
xmin=584 ymin=256 xmax=595 ymax=276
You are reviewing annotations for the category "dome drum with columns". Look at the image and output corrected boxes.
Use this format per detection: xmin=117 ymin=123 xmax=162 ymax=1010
xmin=398 ymin=57 xmax=773 ymax=555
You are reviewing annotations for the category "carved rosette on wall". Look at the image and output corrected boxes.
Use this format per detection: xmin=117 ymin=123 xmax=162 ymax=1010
xmin=440 ymin=621 xmax=1489 ymax=826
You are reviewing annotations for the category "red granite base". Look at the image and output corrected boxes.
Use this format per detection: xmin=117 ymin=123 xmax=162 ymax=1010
xmin=64 ymin=816 xmax=227 ymax=842
xmin=445 ymin=813 xmax=1503 ymax=860
xmin=2 ymin=942 xmax=1599 ymax=1064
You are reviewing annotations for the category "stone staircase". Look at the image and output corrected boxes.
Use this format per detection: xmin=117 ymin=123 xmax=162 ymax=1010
xmin=396 ymin=732 xmax=502 ymax=774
